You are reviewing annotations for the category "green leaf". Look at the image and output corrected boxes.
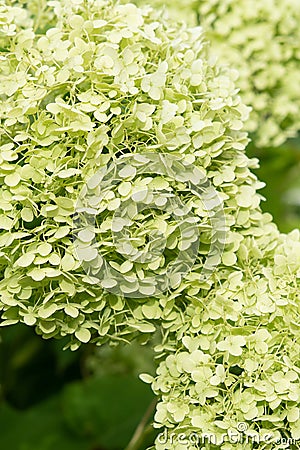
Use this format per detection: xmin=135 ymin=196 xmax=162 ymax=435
xmin=0 ymin=399 xmax=89 ymax=450
xmin=62 ymin=373 xmax=155 ymax=449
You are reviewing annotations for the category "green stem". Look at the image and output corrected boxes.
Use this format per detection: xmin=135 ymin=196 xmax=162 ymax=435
xmin=124 ymin=398 xmax=157 ymax=450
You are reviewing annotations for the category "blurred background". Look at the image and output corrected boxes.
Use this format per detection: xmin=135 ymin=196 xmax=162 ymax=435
xmin=248 ymin=136 xmax=300 ymax=233
xmin=0 ymin=326 xmax=157 ymax=450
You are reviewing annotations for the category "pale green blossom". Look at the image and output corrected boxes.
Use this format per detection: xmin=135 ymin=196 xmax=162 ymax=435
xmin=136 ymin=0 xmax=300 ymax=147
xmin=147 ymin=226 xmax=300 ymax=448
xmin=2 ymin=1 xmax=300 ymax=447
xmin=0 ymin=0 xmax=253 ymax=349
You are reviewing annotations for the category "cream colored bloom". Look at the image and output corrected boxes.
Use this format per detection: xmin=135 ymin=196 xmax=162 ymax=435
xmin=136 ymin=0 xmax=300 ymax=147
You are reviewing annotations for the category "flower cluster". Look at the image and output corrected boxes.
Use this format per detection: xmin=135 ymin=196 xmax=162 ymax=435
xmin=0 ymin=0 xmax=256 ymax=349
xmin=136 ymin=0 xmax=300 ymax=148
xmin=2 ymin=1 xmax=300 ymax=447
xmin=198 ymin=0 xmax=300 ymax=148
xmin=144 ymin=226 xmax=300 ymax=448
xmin=135 ymin=0 xmax=198 ymax=26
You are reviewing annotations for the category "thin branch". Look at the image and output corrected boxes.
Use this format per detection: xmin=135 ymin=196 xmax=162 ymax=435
xmin=124 ymin=398 xmax=157 ymax=450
